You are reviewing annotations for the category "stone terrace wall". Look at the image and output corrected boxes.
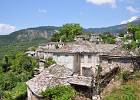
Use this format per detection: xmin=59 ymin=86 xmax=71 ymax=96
xmin=100 ymin=57 xmax=134 ymax=72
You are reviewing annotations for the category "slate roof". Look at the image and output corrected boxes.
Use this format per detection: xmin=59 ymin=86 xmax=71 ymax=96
xmin=44 ymin=41 xmax=116 ymax=54
xmin=106 ymin=45 xmax=132 ymax=57
xmin=68 ymin=76 xmax=92 ymax=87
xmin=26 ymin=64 xmax=73 ymax=95
xmin=39 ymin=42 xmax=64 ymax=46
xmin=26 ymin=64 xmax=93 ymax=95
xmin=94 ymin=44 xmax=116 ymax=54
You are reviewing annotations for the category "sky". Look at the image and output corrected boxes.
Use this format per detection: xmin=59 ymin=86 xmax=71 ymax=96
xmin=0 ymin=0 xmax=140 ymax=35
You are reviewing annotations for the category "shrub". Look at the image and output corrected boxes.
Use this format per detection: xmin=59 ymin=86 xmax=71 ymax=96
xmin=45 ymin=57 xmax=56 ymax=68
xmin=119 ymin=32 xmax=125 ymax=37
xmin=0 ymin=72 xmax=17 ymax=91
xmin=123 ymin=41 xmax=137 ymax=50
xmin=41 ymin=85 xmax=76 ymax=100
xmin=100 ymin=32 xmax=115 ymax=44
xmin=122 ymin=71 xmax=131 ymax=83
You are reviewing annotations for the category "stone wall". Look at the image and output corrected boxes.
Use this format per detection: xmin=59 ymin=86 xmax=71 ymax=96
xmin=39 ymin=51 xmax=100 ymax=76
xmin=53 ymin=53 xmax=74 ymax=70
xmin=81 ymin=54 xmax=99 ymax=68
xmin=81 ymin=54 xmax=99 ymax=76
xmin=101 ymin=57 xmax=134 ymax=72
xmin=45 ymin=44 xmax=56 ymax=49
xmin=44 ymin=52 xmax=53 ymax=59
xmin=36 ymin=51 xmax=44 ymax=59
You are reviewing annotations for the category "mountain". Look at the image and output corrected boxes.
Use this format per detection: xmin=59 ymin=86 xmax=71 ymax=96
xmin=86 ymin=17 xmax=140 ymax=34
xmin=85 ymin=24 xmax=127 ymax=34
xmin=0 ymin=26 xmax=59 ymax=60
xmin=0 ymin=26 xmax=58 ymax=46
xmin=130 ymin=17 xmax=140 ymax=24
xmin=0 ymin=17 xmax=140 ymax=46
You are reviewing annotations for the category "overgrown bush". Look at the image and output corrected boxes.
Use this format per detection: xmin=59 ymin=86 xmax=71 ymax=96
xmin=122 ymin=71 xmax=131 ymax=82
xmin=45 ymin=57 xmax=56 ymax=68
xmin=123 ymin=40 xmax=137 ymax=50
xmin=119 ymin=32 xmax=125 ymax=37
xmin=0 ymin=52 xmax=37 ymax=100
xmin=0 ymin=72 xmax=17 ymax=91
xmin=41 ymin=85 xmax=76 ymax=100
xmin=100 ymin=32 xmax=115 ymax=44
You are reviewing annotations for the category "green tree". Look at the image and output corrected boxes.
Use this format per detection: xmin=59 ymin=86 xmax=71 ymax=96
xmin=11 ymin=52 xmax=37 ymax=73
xmin=1 ymin=55 xmax=11 ymax=72
xmin=127 ymin=23 xmax=138 ymax=41
xmin=0 ymin=51 xmax=38 ymax=99
xmin=51 ymin=32 xmax=61 ymax=42
xmin=0 ymin=72 xmax=17 ymax=91
xmin=100 ymin=32 xmax=115 ymax=44
xmin=51 ymin=23 xmax=83 ymax=42
xmin=135 ymin=31 xmax=140 ymax=40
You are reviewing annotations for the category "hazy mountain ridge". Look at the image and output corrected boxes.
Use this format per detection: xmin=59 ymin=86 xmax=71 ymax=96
xmin=89 ymin=17 xmax=140 ymax=34
xmin=0 ymin=26 xmax=58 ymax=46
xmin=88 ymin=24 xmax=127 ymax=33
xmin=0 ymin=18 xmax=140 ymax=46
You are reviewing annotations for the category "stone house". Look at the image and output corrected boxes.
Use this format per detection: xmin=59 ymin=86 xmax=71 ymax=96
xmin=26 ymin=64 xmax=94 ymax=100
xmin=90 ymin=34 xmax=102 ymax=44
xmin=44 ymin=42 xmax=64 ymax=49
xmin=100 ymin=45 xmax=139 ymax=72
xmin=26 ymin=36 xmax=140 ymax=100
xmin=36 ymin=39 xmax=116 ymax=76
xmin=38 ymin=42 xmax=64 ymax=50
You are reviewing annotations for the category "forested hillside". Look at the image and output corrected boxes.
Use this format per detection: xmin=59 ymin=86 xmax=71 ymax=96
xmin=0 ymin=26 xmax=58 ymax=46
xmin=0 ymin=26 xmax=58 ymax=60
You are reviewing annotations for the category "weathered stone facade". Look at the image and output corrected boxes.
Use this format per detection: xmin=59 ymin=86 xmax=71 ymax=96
xmin=26 ymin=37 xmax=140 ymax=100
xmin=35 ymin=40 xmax=107 ymax=76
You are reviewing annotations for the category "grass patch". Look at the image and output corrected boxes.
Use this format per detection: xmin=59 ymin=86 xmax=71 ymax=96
xmin=103 ymin=84 xmax=137 ymax=100
xmin=103 ymin=71 xmax=140 ymax=100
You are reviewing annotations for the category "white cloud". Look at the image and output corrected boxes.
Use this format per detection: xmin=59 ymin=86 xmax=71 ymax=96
xmin=86 ymin=0 xmax=116 ymax=7
xmin=0 ymin=23 xmax=16 ymax=35
xmin=126 ymin=6 xmax=139 ymax=13
xmin=38 ymin=9 xmax=47 ymax=14
xmin=121 ymin=16 xmax=139 ymax=24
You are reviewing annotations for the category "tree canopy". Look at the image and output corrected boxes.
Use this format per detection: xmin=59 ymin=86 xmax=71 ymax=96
xmin=100 ymin=32 xmax=115 ymax=44
xmin=0 ymin=52 xmax=37 ymax=99
xmin=51 ymin=23 xmax=83 ymax=42
xmin=123 ymin=24 xmax=140 ymax=50
xmin=127 ymin=23 xmax=138 ymax=41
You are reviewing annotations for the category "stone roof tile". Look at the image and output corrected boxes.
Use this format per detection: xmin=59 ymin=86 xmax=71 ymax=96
xmin=26 ymin=64 xmax=73 ymax=95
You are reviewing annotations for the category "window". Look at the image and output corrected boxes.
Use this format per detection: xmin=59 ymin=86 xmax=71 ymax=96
xmin=88 ymin=55 xmax=92 ymax=63
xmin=81 ymin=55 xmax=84 ymax=63
xmin=108 ymin=59 xmax=112 ymax=63
xmin=82 ymin=67 xmax=92 ymax=77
